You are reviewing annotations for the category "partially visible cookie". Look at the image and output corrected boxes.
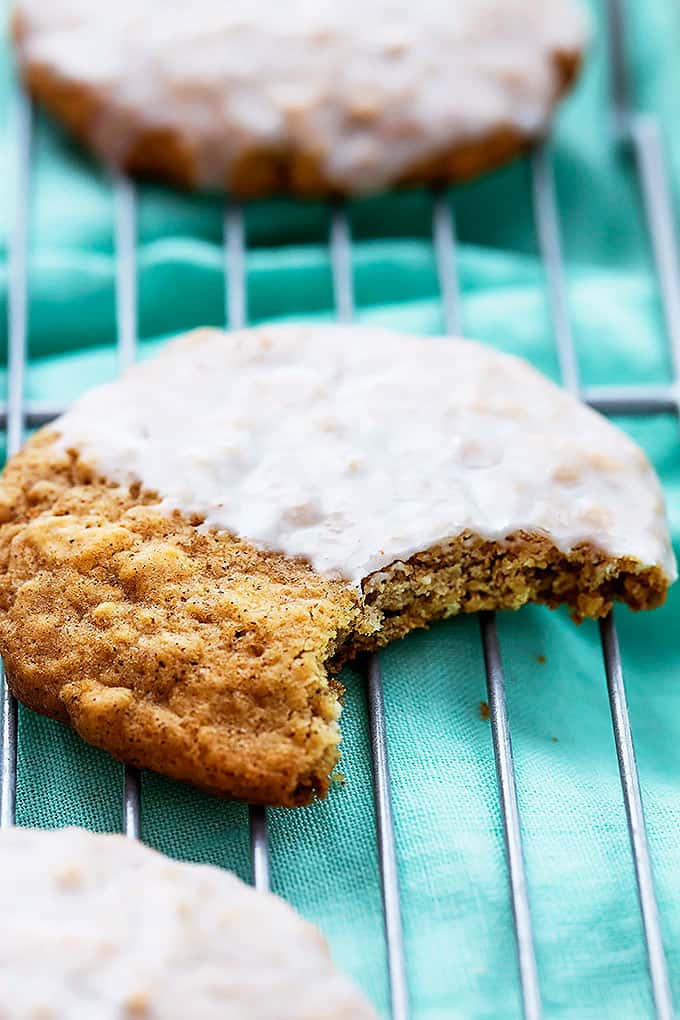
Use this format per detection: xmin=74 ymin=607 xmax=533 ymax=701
xmin=12 ymin=0 xmax=587 ymax=196
xmin=0 ymin=825 xmax=378 ymax=1019
xmin=0 ymin=325 xmax=673 ymax=806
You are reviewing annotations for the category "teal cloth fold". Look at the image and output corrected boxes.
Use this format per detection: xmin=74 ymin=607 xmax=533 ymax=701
xmin=2 ymin=1 xmax=680 ymax=1016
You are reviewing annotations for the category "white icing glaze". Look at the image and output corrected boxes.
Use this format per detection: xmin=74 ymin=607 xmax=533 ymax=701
xmin=0 ymin=826 xmax=377 ymax=1019
xmin=15 ymin=0 xmax=588 ymax=192
xmin=53 ymin=325 xmax=676 ymax=586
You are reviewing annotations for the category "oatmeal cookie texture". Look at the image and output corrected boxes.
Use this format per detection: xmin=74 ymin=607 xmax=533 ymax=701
xmin=0 ymin=826 xmax=379 ymax=1019
xmin=13 ymin=0 xmax=587 ymax=197
xmin=0 ymin=325 xmax=674 ymax=805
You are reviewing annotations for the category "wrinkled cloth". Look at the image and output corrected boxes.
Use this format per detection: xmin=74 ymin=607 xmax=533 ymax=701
xmin=1 ymin=1 xmax=680 ymax=1017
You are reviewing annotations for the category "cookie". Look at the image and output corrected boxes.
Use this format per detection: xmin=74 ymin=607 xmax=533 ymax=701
xmin=12 ymin=0 xmax=587 ymax=197
xmin=0 ymin=825 xmax=378 ymax=1019
xmin=0 ymin=325 xmax=673 ymax=805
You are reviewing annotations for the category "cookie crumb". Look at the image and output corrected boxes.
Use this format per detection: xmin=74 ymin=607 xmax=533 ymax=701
xmin=479 ymin=700 xmax=490 ymax=720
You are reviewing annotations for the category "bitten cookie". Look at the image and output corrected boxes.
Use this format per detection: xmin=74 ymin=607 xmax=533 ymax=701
xmin=0 ymin=325 xmax=674 ymax=806
xmin=0 ymin=825 xmax=378 ymax=1019
xmin=12 ymin=0 xmax=587 ymax=196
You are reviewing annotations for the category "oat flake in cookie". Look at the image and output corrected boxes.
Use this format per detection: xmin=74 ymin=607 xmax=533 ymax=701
xmin=0 ymin=325 xmax=673 ymax=807
xmin=12 ymin=0 xmax=587 ymax=196
xmin=0 ymin=826 xmax=378 ymax=1019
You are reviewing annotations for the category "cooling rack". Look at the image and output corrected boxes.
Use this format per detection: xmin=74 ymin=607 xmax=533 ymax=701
xmin=2 ymin=1 xmax=678 ymax=1018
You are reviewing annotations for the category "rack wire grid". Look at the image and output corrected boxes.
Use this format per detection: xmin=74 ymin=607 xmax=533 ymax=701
xmin=2 ymin=1 xmax=679 ymax=1017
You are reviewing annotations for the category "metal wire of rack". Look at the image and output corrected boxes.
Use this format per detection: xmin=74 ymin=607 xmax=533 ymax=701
xmin=1 ymin=0 xmax=678 ymax=1017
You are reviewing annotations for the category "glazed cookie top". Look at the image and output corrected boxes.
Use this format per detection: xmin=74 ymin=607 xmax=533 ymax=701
xmin=14 ymin=0 xmax=587 ymax=192
xmin=0 ymin=826 xmax=377 ymax=1019
xmin=53 ymin=324 xmax=676 ymax=585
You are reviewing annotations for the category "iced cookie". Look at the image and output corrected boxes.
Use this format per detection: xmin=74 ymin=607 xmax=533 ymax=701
xmin=0 ymin=825 xmax=377 ymax=1019
xmin=0 ymin=325 xmax=673 ymax=805
xmin=12 ymin=0 xmax=587 ymax=196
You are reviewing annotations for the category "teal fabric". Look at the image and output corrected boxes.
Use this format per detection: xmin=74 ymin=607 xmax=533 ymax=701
xmin=2 ymin=1 xmax=680 ymax=1017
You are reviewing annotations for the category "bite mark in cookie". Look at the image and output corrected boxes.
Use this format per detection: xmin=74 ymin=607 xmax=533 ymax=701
xmin=0 ymin=325 xmax=673 ymax=805
xmin=13 ymin=0 xmax=587 ymax=196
